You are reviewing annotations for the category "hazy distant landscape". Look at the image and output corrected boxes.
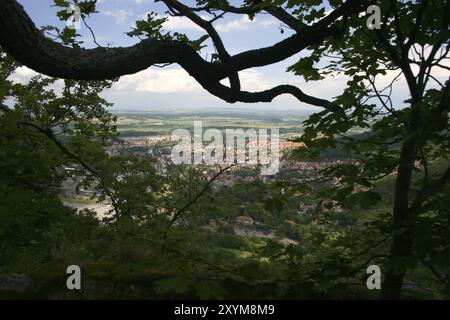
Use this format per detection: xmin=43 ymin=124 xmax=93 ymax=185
xmin=114 ymin=108 xmax=312 ymax=137
xmin=1 ymin=0 xmax=449 ymax=303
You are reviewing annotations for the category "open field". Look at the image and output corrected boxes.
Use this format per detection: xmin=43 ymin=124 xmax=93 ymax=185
xmin=114 ymin=109 xmax=312 ymax=137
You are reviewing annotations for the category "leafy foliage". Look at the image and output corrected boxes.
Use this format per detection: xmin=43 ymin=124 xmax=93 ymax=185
xmin=127 ymin=12 xmax=210 ymax=51
xmin=1 ymin=0 xmax=449 ymax=300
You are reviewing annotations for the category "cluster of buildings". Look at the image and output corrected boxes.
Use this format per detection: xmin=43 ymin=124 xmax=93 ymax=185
xmin=103 ymin=134 xmax=350 ymax=190
xmin=105 ymin=135 xmax=173 ymax=156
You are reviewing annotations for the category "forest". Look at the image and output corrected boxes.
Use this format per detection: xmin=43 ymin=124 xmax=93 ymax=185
xmin=0 ymin=0 xmax=449 ymax=301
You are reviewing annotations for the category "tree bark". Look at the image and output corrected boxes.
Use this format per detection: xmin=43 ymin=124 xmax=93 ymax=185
xmin=381 ymin=102 xmax=420 ymax=299
xmin=0 ymin=0 xmax=358 ymax=109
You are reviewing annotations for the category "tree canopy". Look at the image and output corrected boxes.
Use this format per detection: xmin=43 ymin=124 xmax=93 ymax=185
xmin=0 ymin=0 xmax=449 ymax=300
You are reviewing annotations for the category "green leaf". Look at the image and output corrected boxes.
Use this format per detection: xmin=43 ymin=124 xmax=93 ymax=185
xmin=154 ymin=277 xmax=192 ymax=295
xmin=287 ymin=56 xmax=322 ymax=81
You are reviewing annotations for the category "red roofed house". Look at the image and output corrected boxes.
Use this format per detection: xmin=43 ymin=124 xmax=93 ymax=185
xmin=236 ymin=215 xmax=254 ymax=226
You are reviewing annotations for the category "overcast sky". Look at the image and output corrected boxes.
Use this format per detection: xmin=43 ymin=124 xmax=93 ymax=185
xmin=12 ymin=0 xmax=448 ymax=112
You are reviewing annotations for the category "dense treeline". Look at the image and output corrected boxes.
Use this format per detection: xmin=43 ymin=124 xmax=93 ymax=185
xmin=1 ymin=0 xmax=449 ymax=299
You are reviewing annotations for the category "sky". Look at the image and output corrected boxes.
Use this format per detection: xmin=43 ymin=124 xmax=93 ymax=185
xmin=12 ymin=0 xmax=448 ymax=112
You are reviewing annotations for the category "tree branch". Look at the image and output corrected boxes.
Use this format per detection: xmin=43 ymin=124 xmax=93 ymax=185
xmin=0 ymin=0 xmax=360 ymax=110
xmin=170 ymin=164 xmax=236 ymax=226
xmin=11 ymin=114 xmax=121 ymax=216
xmin=410 ymin=164 xmax=450 ymax=215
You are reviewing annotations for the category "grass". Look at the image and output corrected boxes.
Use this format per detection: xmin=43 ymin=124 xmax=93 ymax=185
xmin=116 ymin=114 xmax=305 ymax=137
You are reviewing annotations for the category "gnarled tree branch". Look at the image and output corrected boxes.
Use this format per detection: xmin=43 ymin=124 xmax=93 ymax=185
xmin=0 ymin=0 xmax=363 ymax=110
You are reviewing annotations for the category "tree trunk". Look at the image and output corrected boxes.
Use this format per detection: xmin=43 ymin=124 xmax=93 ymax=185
xmin=380 ymin=228 xmax=413 ymax=299
xmin=380 ymin=111 xmax=419 ymax=299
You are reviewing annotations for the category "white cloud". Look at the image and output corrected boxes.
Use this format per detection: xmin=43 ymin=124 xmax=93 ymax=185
xmin=8 ymin=66 xmax=64 ymax=95
xmin=114 ymin=67 xmax=203 ymax=93
xmin=220 ymin=70 xmax=273 ymax=92
xmin=9 ymin=66 xmax=39 ymax=83
xmin=114 ymin=66 xmax=275 ymax=95
xmin=216 ymin=16 xmax=278 ymax=33
xmin=162 ymin=16 xmax=203 ymax=31
xmin=135 ymin=12 xmax=204 ymax=31
xmin=139 ymin=13 xmax=278 ymax=33
xmin=240 ymin=70 xmax=273 ymax=91
xmin=103 ymin=9 xmax=133 ymax=24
